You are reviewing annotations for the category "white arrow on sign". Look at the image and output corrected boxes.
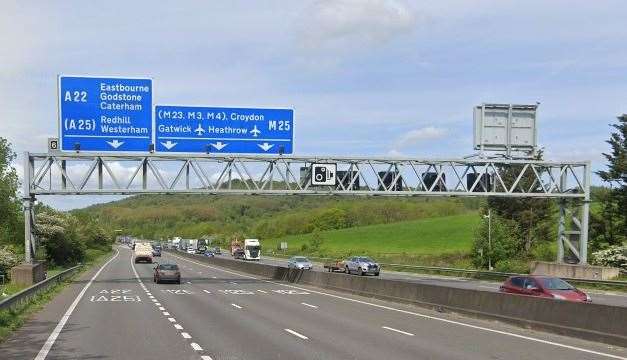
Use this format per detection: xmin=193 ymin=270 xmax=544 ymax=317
xmin=161 ymin=141 xmax=177 ymax=150
xmin=106 ymin=140 xmax=124 ymax=149
xmin=258 ymin=142 xmax=274 ymax=152
xmin=210 ymin=142 xmax=228 ymax=150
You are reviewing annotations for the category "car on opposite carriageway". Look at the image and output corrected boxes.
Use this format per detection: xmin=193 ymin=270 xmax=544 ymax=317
xmin=153 ymin=263 xmax=181 ymax=284
xmin=499 ymin=275 xmax=591 ymax=303
xmin=344 ymin=256 xmax=380 ymax=276
xmin=287 ymin=256 xmax=313 ymax=270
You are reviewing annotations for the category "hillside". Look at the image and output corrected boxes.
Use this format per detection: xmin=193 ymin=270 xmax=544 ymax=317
xmin=76 ymin=195 xmax=481 ymax=248
xmin=265 ymin=213 xmax=479 ymax=258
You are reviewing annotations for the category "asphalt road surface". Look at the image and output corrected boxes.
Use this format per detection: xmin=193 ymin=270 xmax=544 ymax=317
xmin=1 ymin=246 xmax=626 ymax=360
xmin=249 ymin=253 xmax=627 ymax=307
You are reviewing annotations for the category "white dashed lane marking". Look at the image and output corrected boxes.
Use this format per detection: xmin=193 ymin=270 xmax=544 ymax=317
xmin=163 ymin=312 xmax=170 ymax=316
xmin=382 ymin=326 xmax=415 ymax=336
xmin=168 ymin=317 xmax=176 ymax=322
xmin=203 ymin=290 xmax=211 ymax=294
xmin=191 ymin=343 xmax=203 ymax=351
xmin=284 ymin=329 xmax=308 ymax=340
xmin=174 ymin=324 xmax=183 ymax=330
xmin=301 ymin=302 xmax=318 ymax=309
xmin=231 ymin=303 xmax=243 ymax=309
xmin=181 ymin=332 xmax=191 ymax=339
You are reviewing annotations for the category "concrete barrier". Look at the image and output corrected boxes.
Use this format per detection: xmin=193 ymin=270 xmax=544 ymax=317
xmin=168 ymin=250 xmax=627 ymax=347
xmin=532 ymin=261 xmax=620 ymax=280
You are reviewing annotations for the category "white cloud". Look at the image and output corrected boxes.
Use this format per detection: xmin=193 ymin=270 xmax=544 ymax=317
xmin=396 ymin=126 xmax=446 ymax=148
xmin=297 ymin=0 xmax=416 ymax=53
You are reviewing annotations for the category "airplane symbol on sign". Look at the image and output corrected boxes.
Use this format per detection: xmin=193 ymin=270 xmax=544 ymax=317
xmin=195 ymin=124 xmax=205 ymax=136
xmin=250 ymin=125 xmax=261 ymax=137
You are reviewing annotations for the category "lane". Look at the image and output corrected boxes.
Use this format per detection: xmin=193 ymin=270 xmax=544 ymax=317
xmin=162 ymin=250 xmax=627 ymax=360
xmin=40 ymin=246 xmax=201 ymax=360
xmin=240 ymin=253 xmax=627 ymax=307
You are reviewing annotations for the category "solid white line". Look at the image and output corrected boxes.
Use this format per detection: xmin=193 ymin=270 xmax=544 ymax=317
xmin=168 ymin=317 xmax=176 ymax=322
xmin=146 ymin=292 xmax=152 ymax=296
xmin=231 ymin=303 xmax=242 ymax=309
xmin=181 ymin=332 xmax=191 ymax=339
xmin=174 ymin=324 xmax=183 ymax=330
xmin=159 ymin=307 xmax=165 ymax=311
xmin=155 ymin=302 xmax=161 ymax=306
xmin=301 ymin=302 xmax=318 ymax=309
xmin=163 ymin=312 xmax=170 ymax=316
xmin=257 ymin=290 xmax=267 ymax=293
xmin=382 ymin=326 xmax=415 ymax=336
xmin=151 ymin=299 xmax=157 ymax=302
xmin=201 ymin=356 xmax=214 ymax=360
xmin=284 ymin=328 xmax=309 ymax=340
xmin=191 ymin=343 xmax=203 ymax=351
xmin=167 ymin=252 xmax=627 ymax=360
xmin=35 ymin=248 xmax=120 ymax=360
xmin=203 ymin=290 xmax=211 ymax=294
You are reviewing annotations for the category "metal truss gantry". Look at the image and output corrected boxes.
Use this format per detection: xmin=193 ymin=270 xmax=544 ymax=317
xmin=23 ymin=152 xmax=591 ymax=264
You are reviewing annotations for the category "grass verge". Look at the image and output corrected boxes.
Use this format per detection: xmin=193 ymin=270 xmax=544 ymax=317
xmin=0 ymin=247 xmax=113 ymax=343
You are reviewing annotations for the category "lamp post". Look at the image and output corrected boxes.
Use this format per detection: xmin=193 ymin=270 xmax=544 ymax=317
xmin=483 ymin=209 xmax=492 ymax=270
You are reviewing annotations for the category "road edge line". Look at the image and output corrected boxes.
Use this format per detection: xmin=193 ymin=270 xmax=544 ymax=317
xmin=34 ymin=247 xmax=120 ymax=360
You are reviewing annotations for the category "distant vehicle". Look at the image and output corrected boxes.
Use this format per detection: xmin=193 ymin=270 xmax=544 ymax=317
xmin=196 ymin=243 xmax=207 ymax=254
xmin=134 ymin=243 xmax=153 ymax=263
xmin=287 ymin=256 xmax=313 ymax=270
xmin=242 ymin=239 xmax=261 ymax=261
xmin=344 ymin=256 xmax=380 ymax=276
xmin=499 ymin=276 xmax=591 ymax=302
xmin=186 ymin=247 xmax=196 ymax=255
xmin=212 ymin=247 xmax=221 ymax=255
xmin=323 ymin=259 xmax=346 ymax=272
xmin=152 ymin=247 xmax=162 ymax=257
xmin=203 ymin=250 xmax=215 ymax=257
xmin=233 ymin=248 xmax=245 ymax=260
xmin=153 ymin=263 xmax=181 ymax=284
xmin=230 ymin=240 xmax=242 ymax=256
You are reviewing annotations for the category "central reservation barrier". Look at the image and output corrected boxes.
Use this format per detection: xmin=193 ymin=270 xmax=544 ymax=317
xmin=166 ymin=250 xmax=627 ymax=347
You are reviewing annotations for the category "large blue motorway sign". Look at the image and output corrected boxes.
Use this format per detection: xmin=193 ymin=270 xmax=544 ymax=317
xmin=155 ymin=106 xmax=293 ymax=154
xmin=58 ymin=76 xmax=152 ymax=151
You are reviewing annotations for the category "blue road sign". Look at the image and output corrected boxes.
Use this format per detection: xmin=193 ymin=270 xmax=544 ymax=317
xmin=155 ymin=106 xmax=293 ymax=154
xmin=58 ymin=76 xmax=152 ymax=152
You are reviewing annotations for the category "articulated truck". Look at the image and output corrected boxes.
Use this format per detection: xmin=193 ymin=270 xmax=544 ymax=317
xmin=134 ymin=242 xmax=153 ymax=263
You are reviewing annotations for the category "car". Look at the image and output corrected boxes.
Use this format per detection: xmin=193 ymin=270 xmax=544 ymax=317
xmin=187 ymin=247 xmax=196 ymax=254
xmin=204 ymin=250 xmax=215 ymax=257
xmin=499 ymin=276 xmax=591 ymax=302
xmin=344 ymin=256 xmax=380 ymax=276
xmin=213 ymin=247 xmax=221 ymax=255
xmin=287 ymin=256 xmax=313 ymax=270
xmin=153 ymin=263 xmax=181 ymax=284
xmin=152 ymin=247 xmax=162 ymax=257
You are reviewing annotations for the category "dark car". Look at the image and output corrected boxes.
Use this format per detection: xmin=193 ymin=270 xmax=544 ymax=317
xmin=152 ymin=247 xmax=162 ymax=257
xmin=204 ymin=250 xmax=215 ymax=257
xmin=499 ymin=276 xmax=591 ymax=302
xmin=153 ymin=263 xmax=181 ymax=284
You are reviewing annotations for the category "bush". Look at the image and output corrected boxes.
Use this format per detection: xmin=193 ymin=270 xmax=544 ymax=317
xmin=494 ymin=259 xmax=529 ymax=274
xmin=591 ymin=245 xmax=627 ymax=270
xmin=0 ymin=246 xmax=21 ymax=278
xmin=530 ymin=242 xmax=556 ymax=262
xmin=471 ymin=215 xmax=521 ymax=269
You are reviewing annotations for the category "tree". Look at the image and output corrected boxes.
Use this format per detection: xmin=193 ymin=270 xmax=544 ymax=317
xmin=593 ymin=114 xmax=627 ymax=247
xmin=485 ymin=150 xmax=555 ymax=254
xmin=471 ymin=215 xmax=521 ymax=269
xmin=0 ymin=137 xmax=23 ymax=248
xmin=35 ymin=211 xmax=86 ymax=266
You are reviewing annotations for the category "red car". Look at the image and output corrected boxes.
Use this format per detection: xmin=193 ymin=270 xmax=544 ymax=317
xmin=499 ymin=276 xmax=591 ymax=303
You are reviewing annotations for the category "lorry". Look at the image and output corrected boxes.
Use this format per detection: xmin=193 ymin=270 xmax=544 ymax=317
xmin=134 ymin=242 xmax=153 ymax=263
xmin=241 ymin=239 xmax=261 ymax=261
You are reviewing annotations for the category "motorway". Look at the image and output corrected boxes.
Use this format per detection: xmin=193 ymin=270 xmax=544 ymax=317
xmin=1 ymin=246 xmax=626 ymax=360
xmin=251 ymin=254 xmax=627 ymax=307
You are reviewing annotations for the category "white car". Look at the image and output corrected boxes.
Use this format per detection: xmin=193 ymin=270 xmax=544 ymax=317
xmin=187 ymin=247 xmax=196 ymax=254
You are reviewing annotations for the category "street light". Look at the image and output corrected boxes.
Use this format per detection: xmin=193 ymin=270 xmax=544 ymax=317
xmin=483 ymin=209 xmax=493 ymax=271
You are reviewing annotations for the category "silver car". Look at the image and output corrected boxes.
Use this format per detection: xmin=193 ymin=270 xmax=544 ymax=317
xmin=287 ymin=256 xmax=313 ymax=270
xmin=344 ymin=256 xmax=380 ymax=276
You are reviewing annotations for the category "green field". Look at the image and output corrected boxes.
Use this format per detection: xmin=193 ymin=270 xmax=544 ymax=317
xmin=265 ymin=213 xmax=480 ymax=257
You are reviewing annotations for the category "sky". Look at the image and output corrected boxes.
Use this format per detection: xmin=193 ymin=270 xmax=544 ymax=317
xmin=1 ymin=0 xmax=626 ymax=210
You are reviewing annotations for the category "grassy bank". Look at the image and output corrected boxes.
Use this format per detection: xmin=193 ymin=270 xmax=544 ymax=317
xmin=264 ymin=213 xmax=480 ymax=267
xmin=0 ymin=247 xmax=113 ymax=342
